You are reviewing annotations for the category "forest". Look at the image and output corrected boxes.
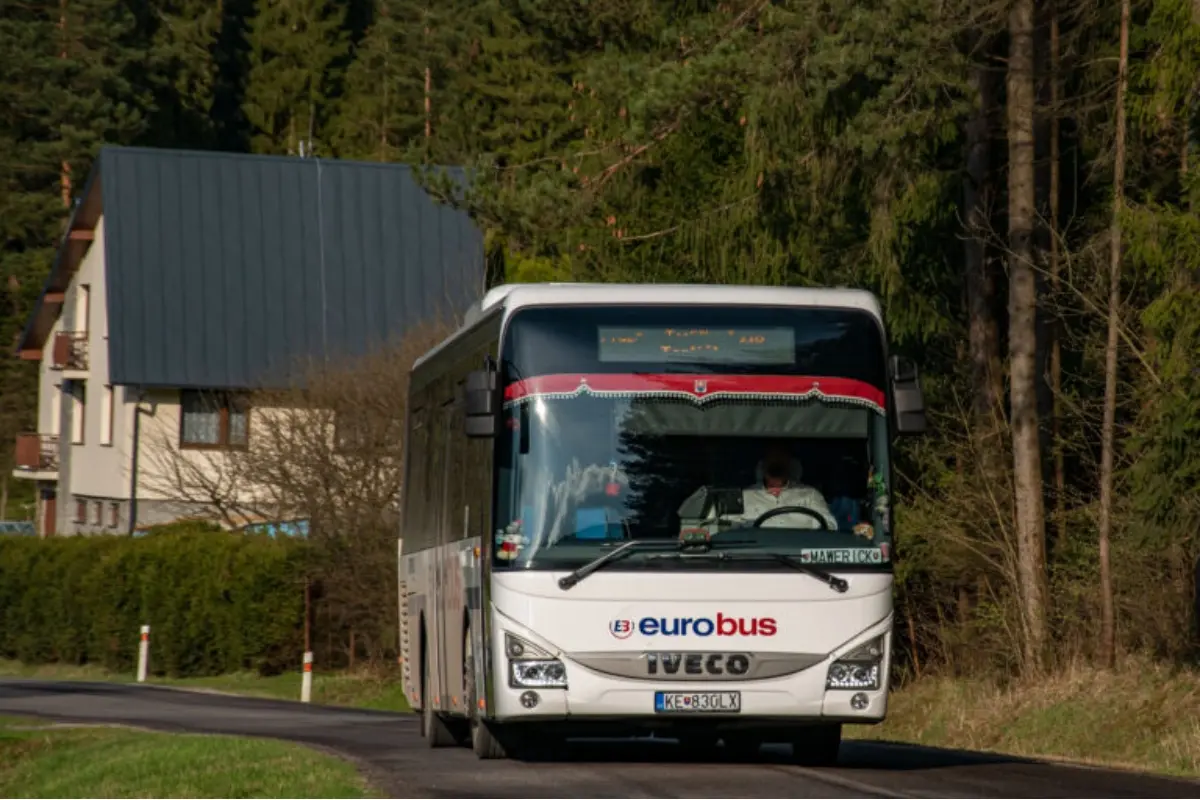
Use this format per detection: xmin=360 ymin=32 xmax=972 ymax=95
xmin=1 ymin=0 xmax=1199 ymax=681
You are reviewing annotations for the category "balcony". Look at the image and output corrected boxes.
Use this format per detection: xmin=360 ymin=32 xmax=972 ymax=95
xmin=51 ymin=331 xmax=89 ymax=376
xmin=13 ymin=433 xmax=59 ymax=480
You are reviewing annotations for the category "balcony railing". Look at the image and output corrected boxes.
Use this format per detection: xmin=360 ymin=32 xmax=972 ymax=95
xmin=51 ymin=331 xmax=88 ymax=372
xmin=14 ymin=433 xmax=59 ymax=473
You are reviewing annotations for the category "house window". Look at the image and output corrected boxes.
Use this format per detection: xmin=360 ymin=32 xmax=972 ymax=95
xmin=75 ymin=284 xmax=90 ymax=334
xmin=50 ymin=384 xmax=62 ymax=436
xmin=100 ymin=385 xmax=114 ymax=445
xmin=109 ymin=502 xmax=120 ymax=528
xmin=74 ymin=499 xmax=86 ymax=523
xmin=180 ymin=390 xmax=249 ymax=449
xmin=70 ymin=384 xmax=86 ymax=445
xmin=93 ymin=501 xmax=102 ymax=526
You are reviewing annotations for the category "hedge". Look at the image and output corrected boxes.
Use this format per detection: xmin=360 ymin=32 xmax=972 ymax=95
xmin=0 ymin=522 xmax=306 ymax=678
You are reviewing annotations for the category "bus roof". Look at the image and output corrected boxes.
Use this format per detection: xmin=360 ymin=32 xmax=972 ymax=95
xmin=414 ymin=282 xmax=883 ymax=371
xmin=475 ymin=282 xmax=880 ymax=318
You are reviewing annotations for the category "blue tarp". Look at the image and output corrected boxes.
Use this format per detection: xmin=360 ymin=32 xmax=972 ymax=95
xmin=240 ymin=519 xmax=310 ymax=539
xmin=0 ymin=521 xmax=36 ymax=536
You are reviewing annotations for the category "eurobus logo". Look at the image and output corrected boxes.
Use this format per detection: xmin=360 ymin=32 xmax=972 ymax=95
xmin=609 ymin=614 xmax=777 ymax=638
xmin=609 ymin=619 xmax=634 ymax=639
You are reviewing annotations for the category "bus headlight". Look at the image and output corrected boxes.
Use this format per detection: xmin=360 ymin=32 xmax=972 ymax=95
xmin=510 ymin=659 xmax=568 ymax=689
xmin=505 ymin=632 xmax=568 ymax=689
xmin=826 ymin=635 xmax=884 ymax=691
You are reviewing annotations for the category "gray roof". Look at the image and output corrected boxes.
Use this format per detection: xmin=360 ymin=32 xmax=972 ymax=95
xmin=20 ymin=146 xmax=485 ymax=389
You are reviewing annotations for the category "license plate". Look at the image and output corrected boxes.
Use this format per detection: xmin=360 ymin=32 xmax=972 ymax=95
xmin=654 ymin=691 xmax=741 ymax=713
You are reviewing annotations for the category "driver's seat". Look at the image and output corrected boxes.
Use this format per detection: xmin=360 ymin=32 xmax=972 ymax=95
xmin=752 ymin=458 xmax=807 ymax=487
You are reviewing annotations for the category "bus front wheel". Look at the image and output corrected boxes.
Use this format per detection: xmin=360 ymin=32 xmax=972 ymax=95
xmin=422 ymin=644 xmax=456 ymax=748
xmin=789 ymin=724 xmax=841 ymax=767
xmin=464 ymin=629 xmax=508 ymax=759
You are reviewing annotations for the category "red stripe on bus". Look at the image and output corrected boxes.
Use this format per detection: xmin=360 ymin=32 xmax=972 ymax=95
xmin=502 ymin=374 xmax=886 ymax=412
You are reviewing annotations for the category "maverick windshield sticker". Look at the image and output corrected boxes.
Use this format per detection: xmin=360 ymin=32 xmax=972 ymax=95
xmin=798 ymin=547 xmax=890 ymax=565
xmin=502 ymin=374 xmax=886 ymax=415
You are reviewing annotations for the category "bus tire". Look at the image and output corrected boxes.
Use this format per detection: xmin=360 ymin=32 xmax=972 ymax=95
xmin=677 ymin=731 xmax=719 ymax=756
xmin=464 ymin=627 xmax=508 ymax=759
xmin=789 ymin=724 xmax=841 ymax=767
xmin=472 ymin=719 xmax=509 ymax=759
xmin=722 ymin=733 xmax=762 ymax=761
xmin=422 ymin=645 xmax=456 ymax=748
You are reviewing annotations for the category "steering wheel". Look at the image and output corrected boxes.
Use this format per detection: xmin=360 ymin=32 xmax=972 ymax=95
xmin=750 ymin=505 xmax=832 ymax=531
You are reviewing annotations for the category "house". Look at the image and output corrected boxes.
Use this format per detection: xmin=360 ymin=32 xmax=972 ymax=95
xmin=11 ymin=146 xmax=485 ymax=537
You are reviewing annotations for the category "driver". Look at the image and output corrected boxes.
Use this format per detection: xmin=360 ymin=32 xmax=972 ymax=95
xmin=739 ymin=439 xmax=839 ymax=530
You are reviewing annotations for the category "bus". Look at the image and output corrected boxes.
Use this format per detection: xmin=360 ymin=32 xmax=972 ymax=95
xmin=397 ymin=282 xmax=925 ymax=763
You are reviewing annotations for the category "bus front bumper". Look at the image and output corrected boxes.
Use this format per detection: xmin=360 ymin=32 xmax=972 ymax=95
xmin=489 ymin=619 xmax=892 ymax=727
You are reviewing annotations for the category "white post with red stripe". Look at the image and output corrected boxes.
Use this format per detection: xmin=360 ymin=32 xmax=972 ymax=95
xmin=137 ymin=625 xmax=150 ymax=683
xmin=301 ymin=651 xmax=313 ymax=703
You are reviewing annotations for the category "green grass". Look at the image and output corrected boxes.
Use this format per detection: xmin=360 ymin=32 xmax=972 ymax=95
xmin=0 ymin=715 xmax=371 ymax=798
xmin=0 ymin=660 xmax=410 ymax=712
xmin=848 ymin=656 xmax=1200 ymax=778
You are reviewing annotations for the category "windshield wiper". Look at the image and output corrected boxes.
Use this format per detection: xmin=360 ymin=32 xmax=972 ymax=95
xmin=558 ymin=540 xmax=681 ymax=591
xmin=653 ymin=542 xmax=850 ymax=594
xmin=557 ymin=538 xmax=851 ymax=594
xmin=754 ymin=551 xmax=849 ymax=594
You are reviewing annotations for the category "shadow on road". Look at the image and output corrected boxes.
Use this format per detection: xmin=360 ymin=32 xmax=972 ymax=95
xmin=840 ymin=739 xmax=1033 ymax=771
xmin=506 ymin=734 xmax=1033 ymax=770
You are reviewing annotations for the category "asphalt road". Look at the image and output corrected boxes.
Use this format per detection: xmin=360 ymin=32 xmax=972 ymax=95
xmin=1 ymin=679 xmax=1196 ymax=798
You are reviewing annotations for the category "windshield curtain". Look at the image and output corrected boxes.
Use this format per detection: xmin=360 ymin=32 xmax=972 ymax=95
xmin=492 ymin=305 xmax=893 ymax=572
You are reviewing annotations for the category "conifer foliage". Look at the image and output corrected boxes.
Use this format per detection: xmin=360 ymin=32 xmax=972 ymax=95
xmin=2 ymin=0 xmax=1200 ymax=674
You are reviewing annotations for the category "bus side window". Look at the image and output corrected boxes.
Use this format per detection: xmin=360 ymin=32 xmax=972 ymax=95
xmin=428 ymin=383 xmax=449 ymax=546
xmin=446 ymin=380 xmax=469 ymax=541
xmin=405 ymin=405 xmax=430 ymax=551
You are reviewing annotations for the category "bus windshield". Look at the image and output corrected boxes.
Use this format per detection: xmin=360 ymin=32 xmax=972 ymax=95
xmin=493 ymin=305 xmax=893 ymax=572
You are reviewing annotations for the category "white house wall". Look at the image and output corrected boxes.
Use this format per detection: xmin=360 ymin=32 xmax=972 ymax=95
xmin=63 ymin=217 xmax=133 ymax=501
xmin=37 ymin=316 xmax=62 ymax=436
xmin=138 ymin=396 xmax=271 ymax=505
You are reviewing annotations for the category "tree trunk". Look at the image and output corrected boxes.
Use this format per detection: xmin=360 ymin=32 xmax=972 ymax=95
xmin=905 ymin=604 xmax=921 ymax=679
xmin=424 ymin=8 xmax=432 ymax=143
xmin=0 ymin=473 xmax=8 ymax=521
xmin=1049 ymin=4 xmax=1065 ymax=545
xmin=1007 ymin=0 xmax=1050 ymax=673
xmin=1097 ymin=0 xmax=1130 ymax=670
xmin=59 ymin=0 xmax=71 ymax=208
xmin=965 ymin=58 xmax=1003 ymax=474
xmin=380 ymin=3 xmax=390 ymax=162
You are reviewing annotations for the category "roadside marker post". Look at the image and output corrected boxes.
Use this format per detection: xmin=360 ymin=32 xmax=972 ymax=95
xmin=137 ymin=625 xmax=150 ymax=683
xmin=301 ymin=651 xmax=313 ymax=703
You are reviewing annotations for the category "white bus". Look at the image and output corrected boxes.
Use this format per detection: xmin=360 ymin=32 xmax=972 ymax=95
xmin=397 ymin=283 xmax=925 ymax=763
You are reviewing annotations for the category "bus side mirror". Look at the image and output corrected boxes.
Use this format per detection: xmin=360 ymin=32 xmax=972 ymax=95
xmin=890 ymin=355 xmax=927 ymax=436
xmin=464 ymin=368 xmax=497 ymax=438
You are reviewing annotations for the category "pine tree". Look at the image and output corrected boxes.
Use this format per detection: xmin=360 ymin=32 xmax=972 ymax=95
xmin=145 ymin=0 xmax=224 ymax=148
xmin=20 ymin=0 xmax=151 ymax=202
xmin=0 ymin=0 xmax=150 ymax=517
xmin=329 ymin=0 xmax=433 ymax=162
xmin=243 ymin=0 xmax=348 ymax=155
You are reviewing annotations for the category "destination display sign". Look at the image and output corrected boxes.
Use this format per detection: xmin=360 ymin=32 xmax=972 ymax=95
xmin=597 ymin=326 xmax=796 ymax=365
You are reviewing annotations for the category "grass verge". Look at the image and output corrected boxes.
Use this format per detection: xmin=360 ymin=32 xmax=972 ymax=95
xmin=0 ymin=715 xmax=370 ymax=798
xmin=0 ymin=659 xmax=409 ymax=712
xmin=849 ymin=656 xmax=1200 ymax=778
